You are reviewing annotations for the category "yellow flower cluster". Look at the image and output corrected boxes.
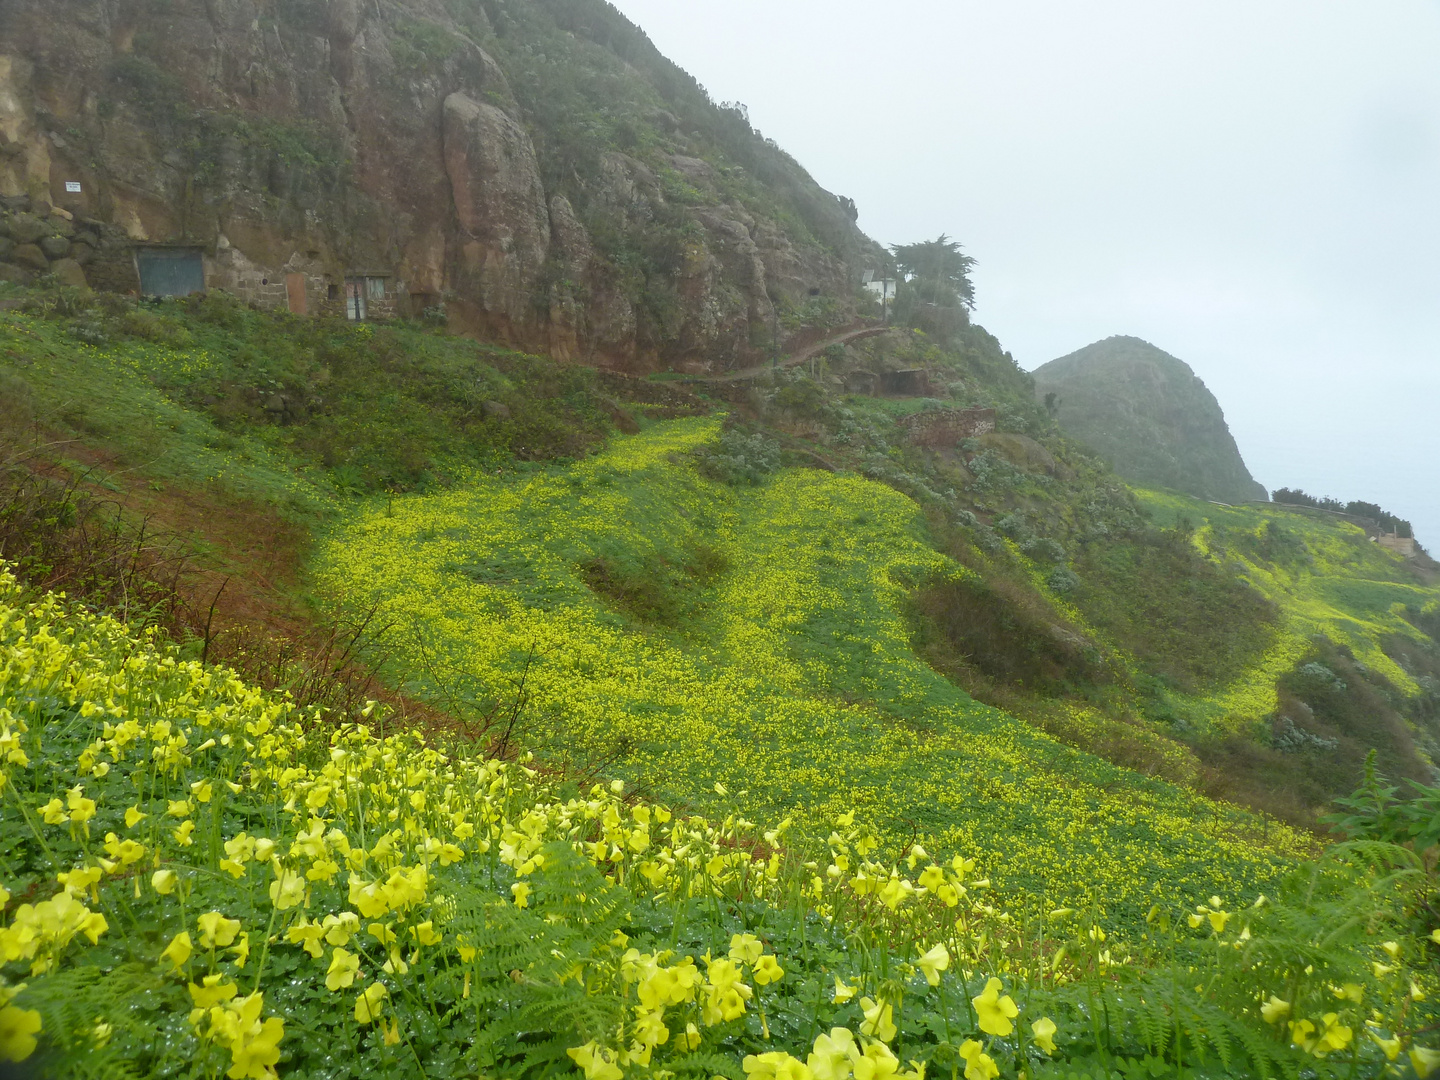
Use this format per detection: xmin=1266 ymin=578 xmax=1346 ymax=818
xmin=2 ymin=562 xmax=1435 ymax=1078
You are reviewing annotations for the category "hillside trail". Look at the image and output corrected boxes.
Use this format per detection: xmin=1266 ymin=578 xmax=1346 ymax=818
xmin=684 ymin=321 xmax=892 ymax=384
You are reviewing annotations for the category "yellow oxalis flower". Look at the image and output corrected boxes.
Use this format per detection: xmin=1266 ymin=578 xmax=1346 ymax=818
xmin=1332 ymin=983 xmax=1363 ymax=1004
xmin=188 ymin=974 xmax=239 ymax=1010
xmin=1260 ymin=996 xmax=1290 ymax=1024
xmin=230 ymin=933 xmax=251 ymax=970
xmin=1032 ymin=1016 xmax=1057 ymax=1055
xmin=1312 ymin=1014 xmax=1352 ymax=1057
xmin=222 ymin=996 xmax=284 ymax=1080
xmin=1411 ymin=1046 xmax=1440 ymax=1079
xmin=917 ymin=865 xmax=945 ymax=892
xmin=326 ymin=948 xmax=360 ymax=991
xmin=124 ymin=806 xmax=147 ymax=829
xmin=743 ymin=1050 xmax=813 ymax=1080
xmin=510 ymin=882 xmax=530 ymax=908
xmin=269 ymin=868 xmax=305 ymax=911
xmin=410 ymin=921 xmax=442 ymax=947
xmin=916 ymin=943 xmax=949 ymax=987
xmin=354 ymin=982 xmax=387 ymax=1024
xmin=958 ymin=1039 xmax=998 ymax=1080
xmin=286 ymin=918 xmax=327 ymax=959
xmin=832 ymin=976 xmax=856 ymax=1004
xmin=807 ymin=1027 xmax=857 ymax=1080
xmin=101 ymin=833 xmax=145 ymax=867
xmin=0 ymin=1005 xmax=42 ymax=1062
xmin=701 ymin=956 xmax=752 ymax=1024
xmin=197 ymin=912 xmax=242 ymax=950
xmin=1370 ymin=1032 xmax=1402 ymax=1061
xmin=859 ymin=997 xmax=896 ymax=1043
xmin=568 ymin=1040 xmax=623 ymax=1080
xmin=730 ymin=933 xmax=764 ymax=966
xmin=752 ymin=955 xmax=784 ymax=986
xmin=1289 ymin=1019 xmax=1316 ymax=1052
xmin=161 ymin=931 xmax=193 ymax=971
xmin=972 ymin=977 xmax=1019 ymax=1036
xmin=151 ymin=869 xmax=178 ymax=896
xmin=322 ymin=912 xmax=360 ymax=947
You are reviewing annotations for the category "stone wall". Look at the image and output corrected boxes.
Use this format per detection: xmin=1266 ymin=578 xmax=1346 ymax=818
xmin=0 ymin=194 xmax=132 ymax=290
xmin=1377 ymin=535 xmax=1417 ymax=558
xmin=897 ymin=407 xmax=998 ymax=448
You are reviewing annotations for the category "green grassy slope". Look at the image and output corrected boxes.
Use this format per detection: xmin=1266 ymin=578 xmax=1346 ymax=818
xmin=5 ymin=282 xmax=1438 ymax=922
xmin=1140 ymin=492 xmax=1433 ymax=720
xmin=314 ymin=418 xmax=1310 ymax=920
xmin=1129 ymin=492 xmax=1440 ymax=796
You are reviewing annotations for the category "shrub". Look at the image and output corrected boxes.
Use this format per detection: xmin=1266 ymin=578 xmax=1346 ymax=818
xmin=694 ymin=428 xmax=781 ymax=486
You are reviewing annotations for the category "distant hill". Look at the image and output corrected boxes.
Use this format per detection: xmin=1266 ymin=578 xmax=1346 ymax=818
xmin=1033 ymin=336 xmax=1267 ymax=504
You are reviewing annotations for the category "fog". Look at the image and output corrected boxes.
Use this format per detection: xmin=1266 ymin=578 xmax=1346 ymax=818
xmin=608 ymin=0 xmax=1440 ymax=544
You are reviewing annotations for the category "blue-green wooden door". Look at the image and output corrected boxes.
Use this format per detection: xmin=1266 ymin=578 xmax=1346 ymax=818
xmin=137 ymin=250 xmax=205 ymax=297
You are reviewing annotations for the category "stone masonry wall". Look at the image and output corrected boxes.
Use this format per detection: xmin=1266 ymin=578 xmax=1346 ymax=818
xmin=898 ymin=407 xmax=998 ymax=449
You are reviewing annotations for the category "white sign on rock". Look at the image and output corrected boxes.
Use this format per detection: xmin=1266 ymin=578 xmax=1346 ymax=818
xmin=65 ymin=181 xmax=82 ymax=193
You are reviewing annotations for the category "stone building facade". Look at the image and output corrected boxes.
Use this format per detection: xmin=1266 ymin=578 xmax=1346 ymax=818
xmin=1 ymin=193 xmax=409 ymax=323
xmin=897 ymin=407 xmax=998 ymax=449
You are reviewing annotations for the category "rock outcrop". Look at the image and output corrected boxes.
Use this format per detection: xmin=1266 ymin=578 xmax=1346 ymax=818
xmin=1033 ymin=336 xmax=1268 ymax=503
xmin=0 ymin=0 xmax=883 ymax=372
xmin=442 ymin=91 xmax=550 ymax=341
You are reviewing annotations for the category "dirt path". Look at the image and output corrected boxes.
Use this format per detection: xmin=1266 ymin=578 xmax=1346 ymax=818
xmin=685 ymin=323 xmax=892 ymax=384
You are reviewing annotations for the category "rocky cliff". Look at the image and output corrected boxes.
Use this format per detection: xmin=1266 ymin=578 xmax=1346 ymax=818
xmin=1033 ymin=336 xmax=1268 ymax=504
xmin=0 ymin=0 xmax=883 ymax=373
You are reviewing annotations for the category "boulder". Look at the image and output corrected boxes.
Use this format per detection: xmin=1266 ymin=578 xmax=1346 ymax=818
xmin=48 ymin=259 xmax=88 ymax=288
xmin=69 ymin=242 xmax=94 ymax=266
xmin=0 ymin=263 xmax=32 ymax=285
xmin=7 ymin=213 xmax=46 ymax=246
xmin=482 ymin=400 xmax=511 ymax=420
xmin=10 ymin=243 xmax=48 ymax=272
xmin=39 ymin=235 xmax=70 ymax=260
xmin=0 ymin=238 xmax=13 ymax=263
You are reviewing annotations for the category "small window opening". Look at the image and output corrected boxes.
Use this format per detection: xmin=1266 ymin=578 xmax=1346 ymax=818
xmin=344 ymin=277 xmax=388 ymax=320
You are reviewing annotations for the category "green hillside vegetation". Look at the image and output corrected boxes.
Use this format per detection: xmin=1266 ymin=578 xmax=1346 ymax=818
xmin=1032 ymin=337 xmax=1268 ymax=504
xmin=2 ymin=576 xmax=1437 ymax=1080
xmin=2 ymin=261 xmax=1440 ymax=1076
xmin=314 ymin=416 xmax=1307 ymax=919
xmin=3 ymin=279 xmax=1437 ymax=840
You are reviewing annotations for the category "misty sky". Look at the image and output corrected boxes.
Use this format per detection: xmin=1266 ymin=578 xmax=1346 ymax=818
xmin=609 ymin=0 xmax=1440 ymax=544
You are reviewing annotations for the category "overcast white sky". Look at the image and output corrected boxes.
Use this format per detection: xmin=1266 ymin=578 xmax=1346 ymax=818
xmin=609 ymin=0 xmax=1440 ymax=544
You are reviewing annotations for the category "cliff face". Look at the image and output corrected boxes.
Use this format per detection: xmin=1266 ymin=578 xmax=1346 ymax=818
xmin=1033 ymin=336 xmax=1268 ymax=504
xmin=0 ymin=0 xmax=882 ymax=373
